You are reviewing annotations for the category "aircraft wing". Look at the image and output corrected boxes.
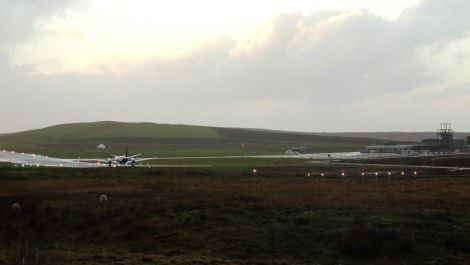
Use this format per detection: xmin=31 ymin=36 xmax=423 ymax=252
xmin=73 ymin=158 xmax=109 ymax=163
xmin=134 ymin=157 xmax=158 ymax=162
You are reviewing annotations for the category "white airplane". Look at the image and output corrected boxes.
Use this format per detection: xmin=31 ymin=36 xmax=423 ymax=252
xmin=78 ymin=146 xmax=156 ymax=167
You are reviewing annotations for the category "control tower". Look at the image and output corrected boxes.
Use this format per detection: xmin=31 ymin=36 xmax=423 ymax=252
xmin=437 ymin=123 xmax=454 ymax=149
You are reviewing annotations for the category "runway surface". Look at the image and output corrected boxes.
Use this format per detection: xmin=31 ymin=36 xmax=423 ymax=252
xmin=0 ymin=148 xmax=435 ymax=168
xmin=0 ymin=150 xmax=212 ymax=168
xmin=0 ymin=149 xmax=97 ymax=168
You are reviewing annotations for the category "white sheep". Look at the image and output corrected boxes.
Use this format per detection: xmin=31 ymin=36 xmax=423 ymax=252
xmin=11 ymin=203 xmax=21 ymax=214
xmin=99 ymin=194 xmax=108 ymax=203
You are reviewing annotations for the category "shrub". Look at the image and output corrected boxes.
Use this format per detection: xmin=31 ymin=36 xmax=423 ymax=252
xmin=445 ymin=232 xmax=469 ymax=252
xmin=337 ymin=225 xmax=415 ymax=259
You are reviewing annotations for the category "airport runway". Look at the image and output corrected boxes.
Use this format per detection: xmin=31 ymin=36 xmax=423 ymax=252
xmin=153 ymin=152 xmax=413 ymax=160
xmin=0 ymin=150 xmax=212 ymax=168
xmin=1 ymin=148 xmax=426 ymax=168
xmin=0 ymin=149 xmax=101 ymax=168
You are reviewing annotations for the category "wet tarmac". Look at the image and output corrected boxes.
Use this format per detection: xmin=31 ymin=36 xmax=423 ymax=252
xmin=0 ymin=148 xmax=422 ymax=168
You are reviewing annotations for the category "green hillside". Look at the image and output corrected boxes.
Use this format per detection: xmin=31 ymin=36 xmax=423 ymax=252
xmin=0 ymin=121 xmax=381 ymax=157
xmin=3 ymin=121 xmax=221 ymax=142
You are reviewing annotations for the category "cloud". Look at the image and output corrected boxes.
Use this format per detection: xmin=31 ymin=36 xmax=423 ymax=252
xmin=1 ymin=0 xmax=470 ymax=132
xmin=218 ymin=11 xmax=427 ymax=102
xmin=400 ymin=0 xmax=470 ymax=44
xmin=0 ymin=0 xmax=83 ymax=63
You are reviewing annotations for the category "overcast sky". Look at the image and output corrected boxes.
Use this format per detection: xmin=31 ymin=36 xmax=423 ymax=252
xmin=1 ymin=0 xmax=470 ymax=133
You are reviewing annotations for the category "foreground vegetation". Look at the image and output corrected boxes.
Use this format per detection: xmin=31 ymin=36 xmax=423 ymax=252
xmin=1 ymin=165 xmax=470 ymax=265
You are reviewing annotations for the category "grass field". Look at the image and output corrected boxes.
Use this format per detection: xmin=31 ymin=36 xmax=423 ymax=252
xmin=1 ymin=162 xmax=470 ymax=265
xmin=0 ymin=121 xmax=381 ymax=158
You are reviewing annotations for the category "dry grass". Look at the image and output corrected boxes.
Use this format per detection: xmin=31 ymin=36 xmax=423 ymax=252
xmin=1 ymin=170 xmax=470 ymax=264
xmin=1 ymin=174 xmax=470 ymax=209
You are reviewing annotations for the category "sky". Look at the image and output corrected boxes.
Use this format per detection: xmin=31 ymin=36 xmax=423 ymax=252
xmin=1 ymin=0 xmax=470 ymax=133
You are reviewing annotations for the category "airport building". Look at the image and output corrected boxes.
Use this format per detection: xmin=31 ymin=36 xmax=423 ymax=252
xmin=364 ymin=144 xmax=419 ymax=154
xmin=285 ymin=147 xmax=308 ymax=155
xmin=364 ymin=123 xmax=469 ymax=154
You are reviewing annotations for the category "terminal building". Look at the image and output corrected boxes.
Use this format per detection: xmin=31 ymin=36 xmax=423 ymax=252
xmin=364 ymin=123 xmax=469 ymax=154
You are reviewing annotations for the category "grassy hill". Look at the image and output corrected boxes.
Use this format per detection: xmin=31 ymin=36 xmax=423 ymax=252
xmin=1 ymin=122 xmax=221 ymax=144
xmin=0 ymin=121 xmax=382 ymax=157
